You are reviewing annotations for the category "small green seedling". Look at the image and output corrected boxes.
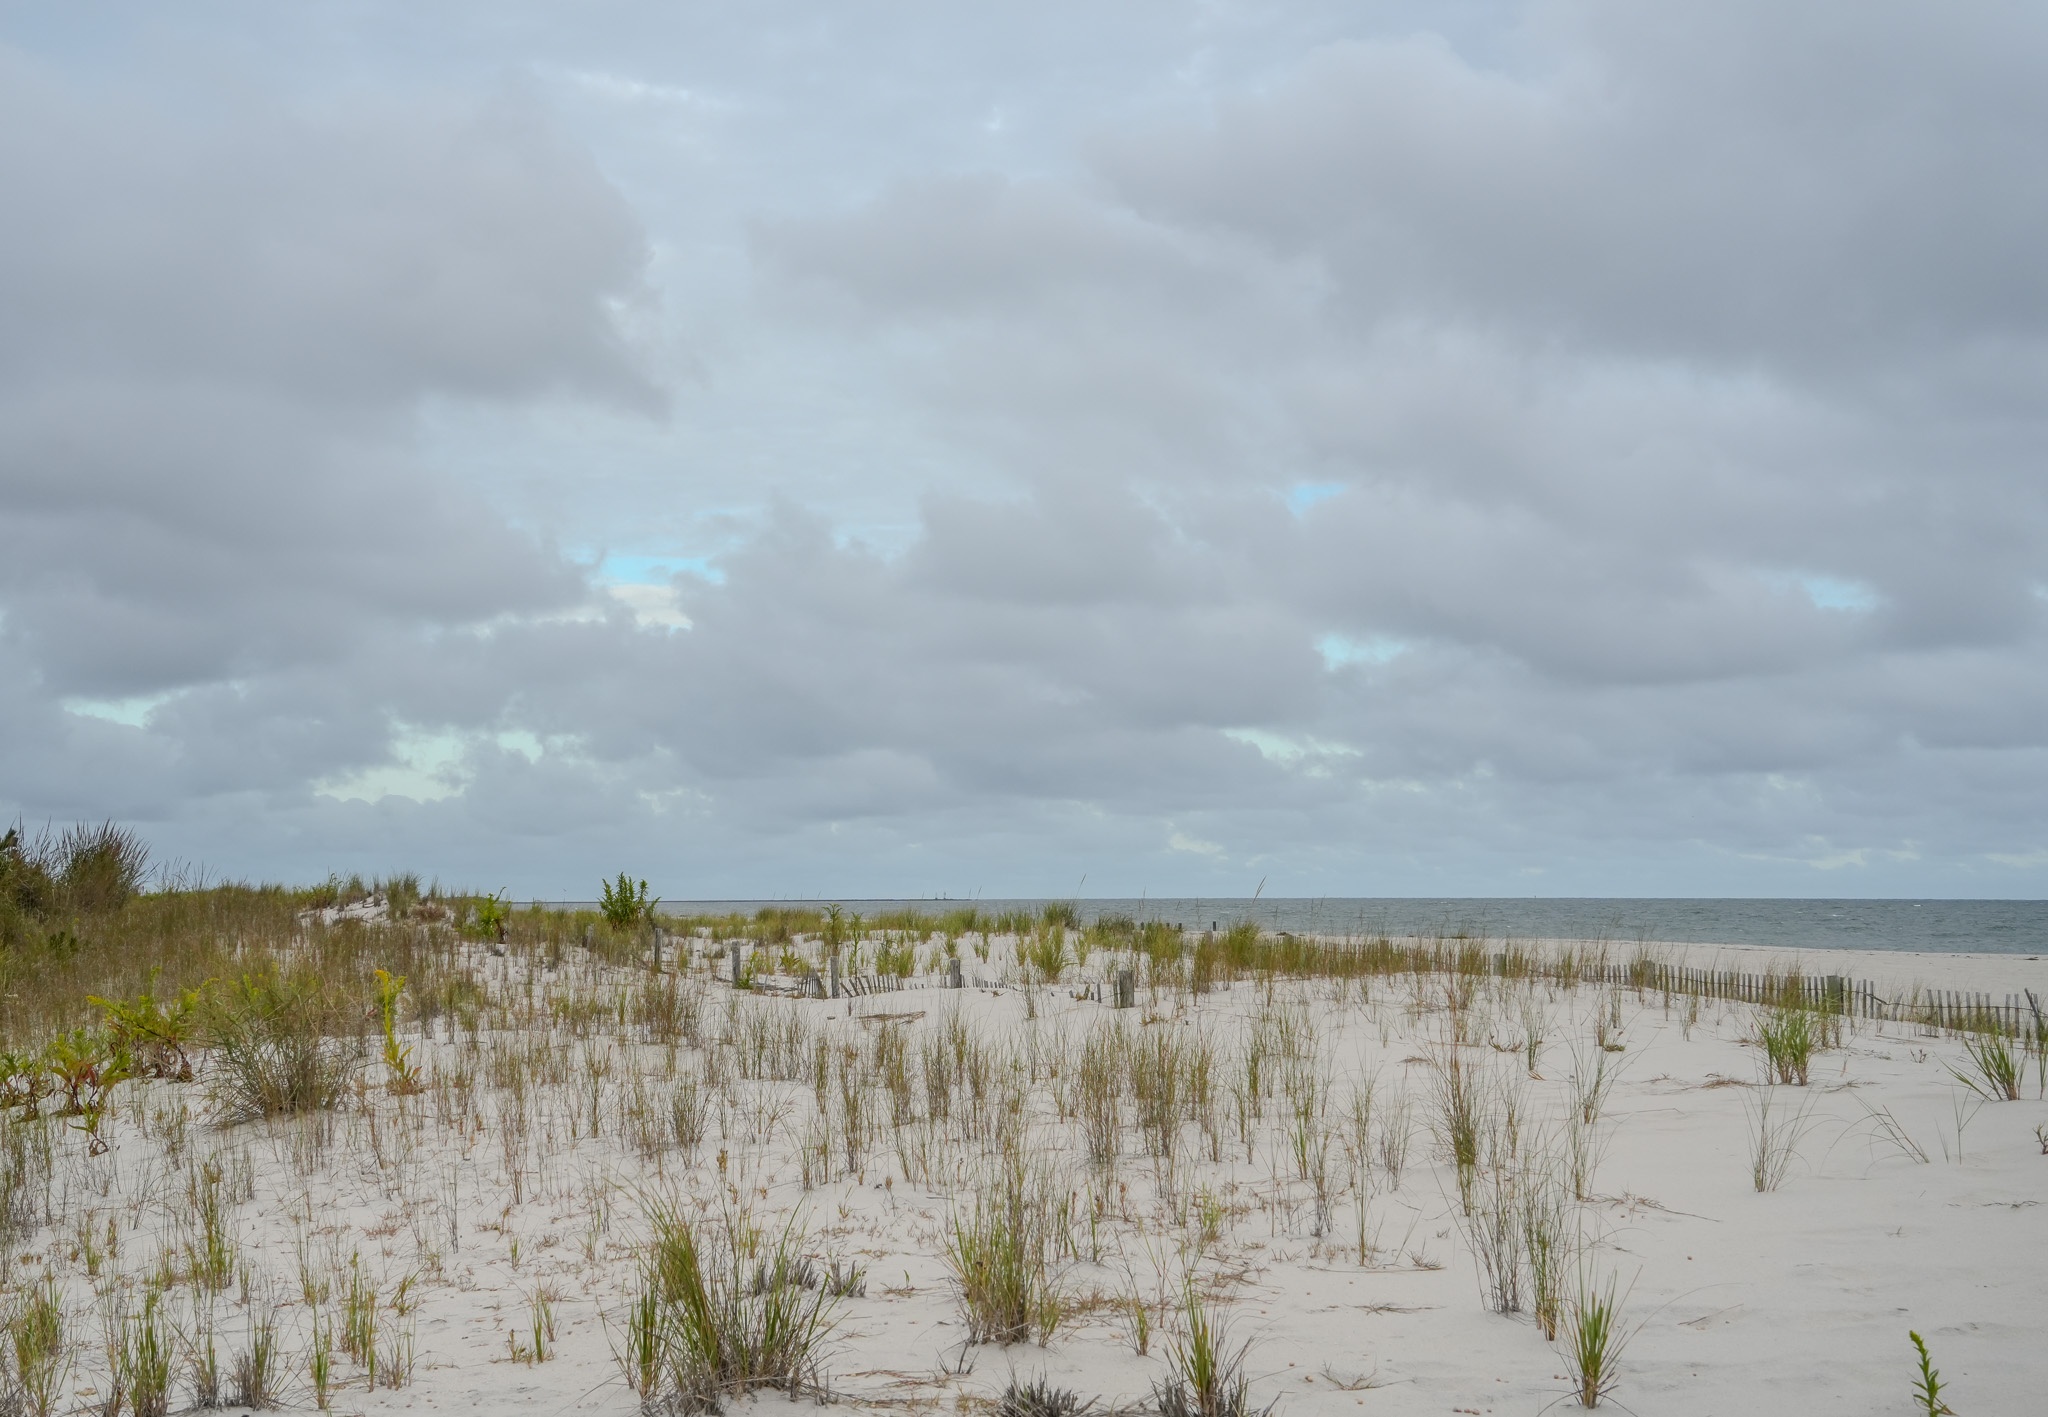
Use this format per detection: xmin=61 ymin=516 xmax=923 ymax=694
xmin=1909 ymin=1331 xmax=1954 ymax=1416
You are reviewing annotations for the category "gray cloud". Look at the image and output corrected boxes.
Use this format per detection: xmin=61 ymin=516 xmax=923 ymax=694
xmin=4 ymin=5 xmax=2048 ymax=896
xmin=0 ymin=57 xmax=649 ymax=702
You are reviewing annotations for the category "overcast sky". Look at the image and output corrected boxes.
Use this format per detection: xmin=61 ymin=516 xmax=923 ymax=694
xmin=4 ymin=1 xmax=2047 ymax=899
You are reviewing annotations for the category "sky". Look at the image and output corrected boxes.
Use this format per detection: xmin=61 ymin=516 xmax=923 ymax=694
xmin=4 ymin=1 xmax=2048 ymax=899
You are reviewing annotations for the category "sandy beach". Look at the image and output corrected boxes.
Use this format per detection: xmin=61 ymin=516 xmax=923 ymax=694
xmin=6 ymin=923 xmax=2043 ymax=1417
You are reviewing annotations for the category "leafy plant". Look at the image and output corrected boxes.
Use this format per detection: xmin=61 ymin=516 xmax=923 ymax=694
xmin=372 ymin=969 xmax=423 ymax=1094
xmin=88 ymin=984 xmax=203 ymax=1081
xmin=1909 ymin=1330 xmax=1955 ymax=1416
xmin=0 ymin=1048 xmax=51 ymax=1113
xmin=873 ymin=935 xmax=918 ymax=978
xmin=41 ymin=1028 xmax=131 ymax=1153
xmin=600 ymin=873 xmax=657 ymax=930
xmin=466 ymin=890 xmax=511 ymax=941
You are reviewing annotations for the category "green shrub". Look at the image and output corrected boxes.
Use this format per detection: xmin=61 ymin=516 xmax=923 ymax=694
xmin=465 ymin=891 xmax=511 ymax=941
xmin=600 ymin=874 xmax=657 ymax=930
xmin=204 ymin=970 xmax=361 ymax=1122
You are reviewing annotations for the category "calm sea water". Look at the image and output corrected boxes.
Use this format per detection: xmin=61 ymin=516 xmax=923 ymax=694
xmin=583 ymin=898 xmax=2048 ymax=955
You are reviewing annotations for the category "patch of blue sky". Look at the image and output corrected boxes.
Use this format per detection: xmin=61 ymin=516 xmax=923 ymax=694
xmin=1317 ymin=633 xmax=1409 ymax=670
xmin=596 ymin=553 xmax=725 ymax=586
xmin=495 ymin=730 xmax=545 ymax=762
xmin=1758 ymin=570 xmax=1880 ymax=612
xmin=1800 ymin=575 xmax=1880 ymax=612
xmin=316 ymin=727 xmax=471 ymax=804
xmin=314 ymin=726 xmax=559 ymax=804
xmin=1223 ymin=727 xmax=1362 ymax=771
xmin=1285 ymin=482 xmax=1346 ymax=517
xmin=62 ymin=692 xmax=174 ymax=727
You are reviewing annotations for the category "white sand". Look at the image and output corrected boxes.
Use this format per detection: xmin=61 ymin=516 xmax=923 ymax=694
xmin=1646 ymin=938 xmax=2048 ymax=999
xmin=12 ymin=940 xmax=2045 ymax=1415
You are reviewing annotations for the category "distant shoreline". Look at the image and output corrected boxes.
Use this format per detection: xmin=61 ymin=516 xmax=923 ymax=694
xmin=512 ymin=894 xmax=2048 ymax=959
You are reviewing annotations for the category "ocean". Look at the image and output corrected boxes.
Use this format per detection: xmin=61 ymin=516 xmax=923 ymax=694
xmin=585 ymin=897 xmax=2048 ymax=955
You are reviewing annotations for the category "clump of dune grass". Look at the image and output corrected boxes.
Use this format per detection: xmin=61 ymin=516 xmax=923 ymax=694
xmin=999 ymin=1376 xmax=1096 ymax=1417
xmin=1754 ymin=1006 xmax=1817 ymax=1086
xmin=1073 ymin=1023 xmax=1124 ymax=1166
xmin=1558 ymin=1265 xmax=1638 ymax=1409
xmin=1951 ymin=1024 xmax=2022 ymax=1101
xmin=628 ymin=1198 xmax=839 ymax=1412
xmin=944 ymin=1149 xmax=1070 ymax=1346
xmin=204 ymin=969 xmax=363 ymax=1122
xmin=1428 ymin=1045 xmax=1485 ymax=1210
xmin=1458 ymin=1111 xmax=1527 ymax=1316
xmin=1152 ymin=1279 xmax=1269 ymax=1417
xmin=115 ymin=1290 xmax=176 ymax=1417
xmin=1022 ymin=925 xmax=1070 ymax=983
xmin=6 ymin=1276 xmax=68 ymax=1417
xmin=1 ymin=821 xmax=150 ymax=924
xmin=1522 ymin=1167 xmax=1575 ymax=1341
xmin=1855 ymin=1096 xmax=1931 ymax=1165
xmin=1746 ymin=1087 xmax=1820 ymax=1192
xmin=230 ymin=1300 xmax=282 ymax=1409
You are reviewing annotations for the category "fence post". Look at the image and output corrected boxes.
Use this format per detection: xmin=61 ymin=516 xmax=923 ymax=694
xmin=949 ymin=956 xmax=964 ymax=990
xmin=1114 ymin=969 xmax=1135 ymax=1009
xmin=829 ymin=952 xmax=841 ymax=1000
xmin=730 ymin=942 xmax=742 ymax=986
